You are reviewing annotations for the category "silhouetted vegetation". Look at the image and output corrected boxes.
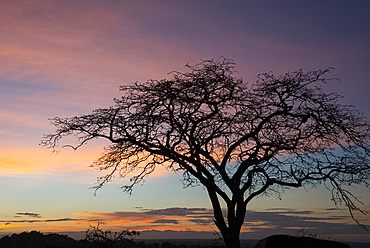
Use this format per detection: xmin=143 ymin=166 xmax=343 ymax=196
xmin=43 ymin=58 xmax=370 ymax=248
xmin=0 ymin=231 xmax=81 ymax=248
xmin=0 ymin=230 xmax=226 ymax=248
xmin=2 ymin=230 xmax=370 ymax=248
xmin=253 ymin=235 xmax=351 ymax=248
xmin=84 ymin=223 xmax=139 ymax=248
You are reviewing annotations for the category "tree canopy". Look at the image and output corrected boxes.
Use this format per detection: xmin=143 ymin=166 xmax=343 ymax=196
xmin=42 ymin=58 xmax=370 ymax=248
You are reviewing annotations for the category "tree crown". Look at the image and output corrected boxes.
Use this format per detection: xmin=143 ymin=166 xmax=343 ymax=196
xmin=42 ymin=58 xmax=369 ymax=228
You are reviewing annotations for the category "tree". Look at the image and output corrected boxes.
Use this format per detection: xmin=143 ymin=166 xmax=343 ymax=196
xmin=42 ymin=58 xmax=370 ymax=248
xmin=84 ymin=223 xmax=139 ymax=248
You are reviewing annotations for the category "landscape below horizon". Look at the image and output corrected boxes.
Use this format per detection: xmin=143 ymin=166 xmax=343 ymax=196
xmin=1 ymin=230 xmax=370 ymax=248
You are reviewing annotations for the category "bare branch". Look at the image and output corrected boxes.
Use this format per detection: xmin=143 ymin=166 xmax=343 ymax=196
xmin=42 ymin=58 xmax=370 ymax=247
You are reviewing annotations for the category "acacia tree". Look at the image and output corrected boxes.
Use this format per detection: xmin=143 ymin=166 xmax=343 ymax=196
xmin=42 ymin=58 xmax=369 ymax=248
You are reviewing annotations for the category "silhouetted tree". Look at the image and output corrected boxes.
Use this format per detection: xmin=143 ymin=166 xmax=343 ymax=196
xmin=84 ymin=223 xmax=139 ymax=248
xmin=42 ymin=58 xmax=370 ymax=248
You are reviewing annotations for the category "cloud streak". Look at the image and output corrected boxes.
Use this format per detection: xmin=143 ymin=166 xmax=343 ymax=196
xmin=0 ymin=207 xmax=368 ymax=242
xmin=75 ymin=207 xmax=368 ymax=236
xmin=14 ymin=213 xmax=41 ymax=218
xmin=0 ymin=218 xmax=82 ymax=224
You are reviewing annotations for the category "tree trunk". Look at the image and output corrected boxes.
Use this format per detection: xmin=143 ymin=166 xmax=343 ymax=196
xmin=222 ymin=229 xmax=241 ymax=248
xmin=206 ymin=188 xmax=244 ymax=248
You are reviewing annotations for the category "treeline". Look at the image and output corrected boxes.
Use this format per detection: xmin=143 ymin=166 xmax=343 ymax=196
xmin=0 ymin=231 xmax=83 ymax=248
xmin=0 ymin=230 xmax=225 ymax=248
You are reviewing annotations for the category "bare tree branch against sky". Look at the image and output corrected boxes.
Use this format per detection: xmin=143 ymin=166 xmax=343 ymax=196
xmin=42 ymin=58 xmax=369 ymax=248
xmin=1 ymin=0 xmax=370 ymax=243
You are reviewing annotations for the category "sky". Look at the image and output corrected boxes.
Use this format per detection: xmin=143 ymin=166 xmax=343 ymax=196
xmin=0 ymin=0 xmax=370 ymax=243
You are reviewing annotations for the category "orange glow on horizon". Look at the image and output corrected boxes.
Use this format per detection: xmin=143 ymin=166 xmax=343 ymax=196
xmin=0 ymin=146 xmax=174 ymax=179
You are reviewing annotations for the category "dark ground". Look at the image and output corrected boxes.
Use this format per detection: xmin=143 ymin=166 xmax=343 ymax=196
xmin=140 ymin=239 xmax=369 ymax=248
xmin=1 ymin=232 xmax=369 ymax=248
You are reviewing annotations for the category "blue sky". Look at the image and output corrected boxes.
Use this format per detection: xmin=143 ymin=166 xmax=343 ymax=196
xmin=0 ymin=0 xmax=369 ymax=242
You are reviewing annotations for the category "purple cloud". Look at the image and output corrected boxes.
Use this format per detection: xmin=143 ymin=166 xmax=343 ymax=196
xmin=15 ymin=212 xmax=41 ymax=218
xmin=151 ymin=219 xmax=179 ymax=224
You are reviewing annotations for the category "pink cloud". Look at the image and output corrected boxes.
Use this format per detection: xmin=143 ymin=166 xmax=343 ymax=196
xmin=0 ymin=0 xmax=200 ymax=89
